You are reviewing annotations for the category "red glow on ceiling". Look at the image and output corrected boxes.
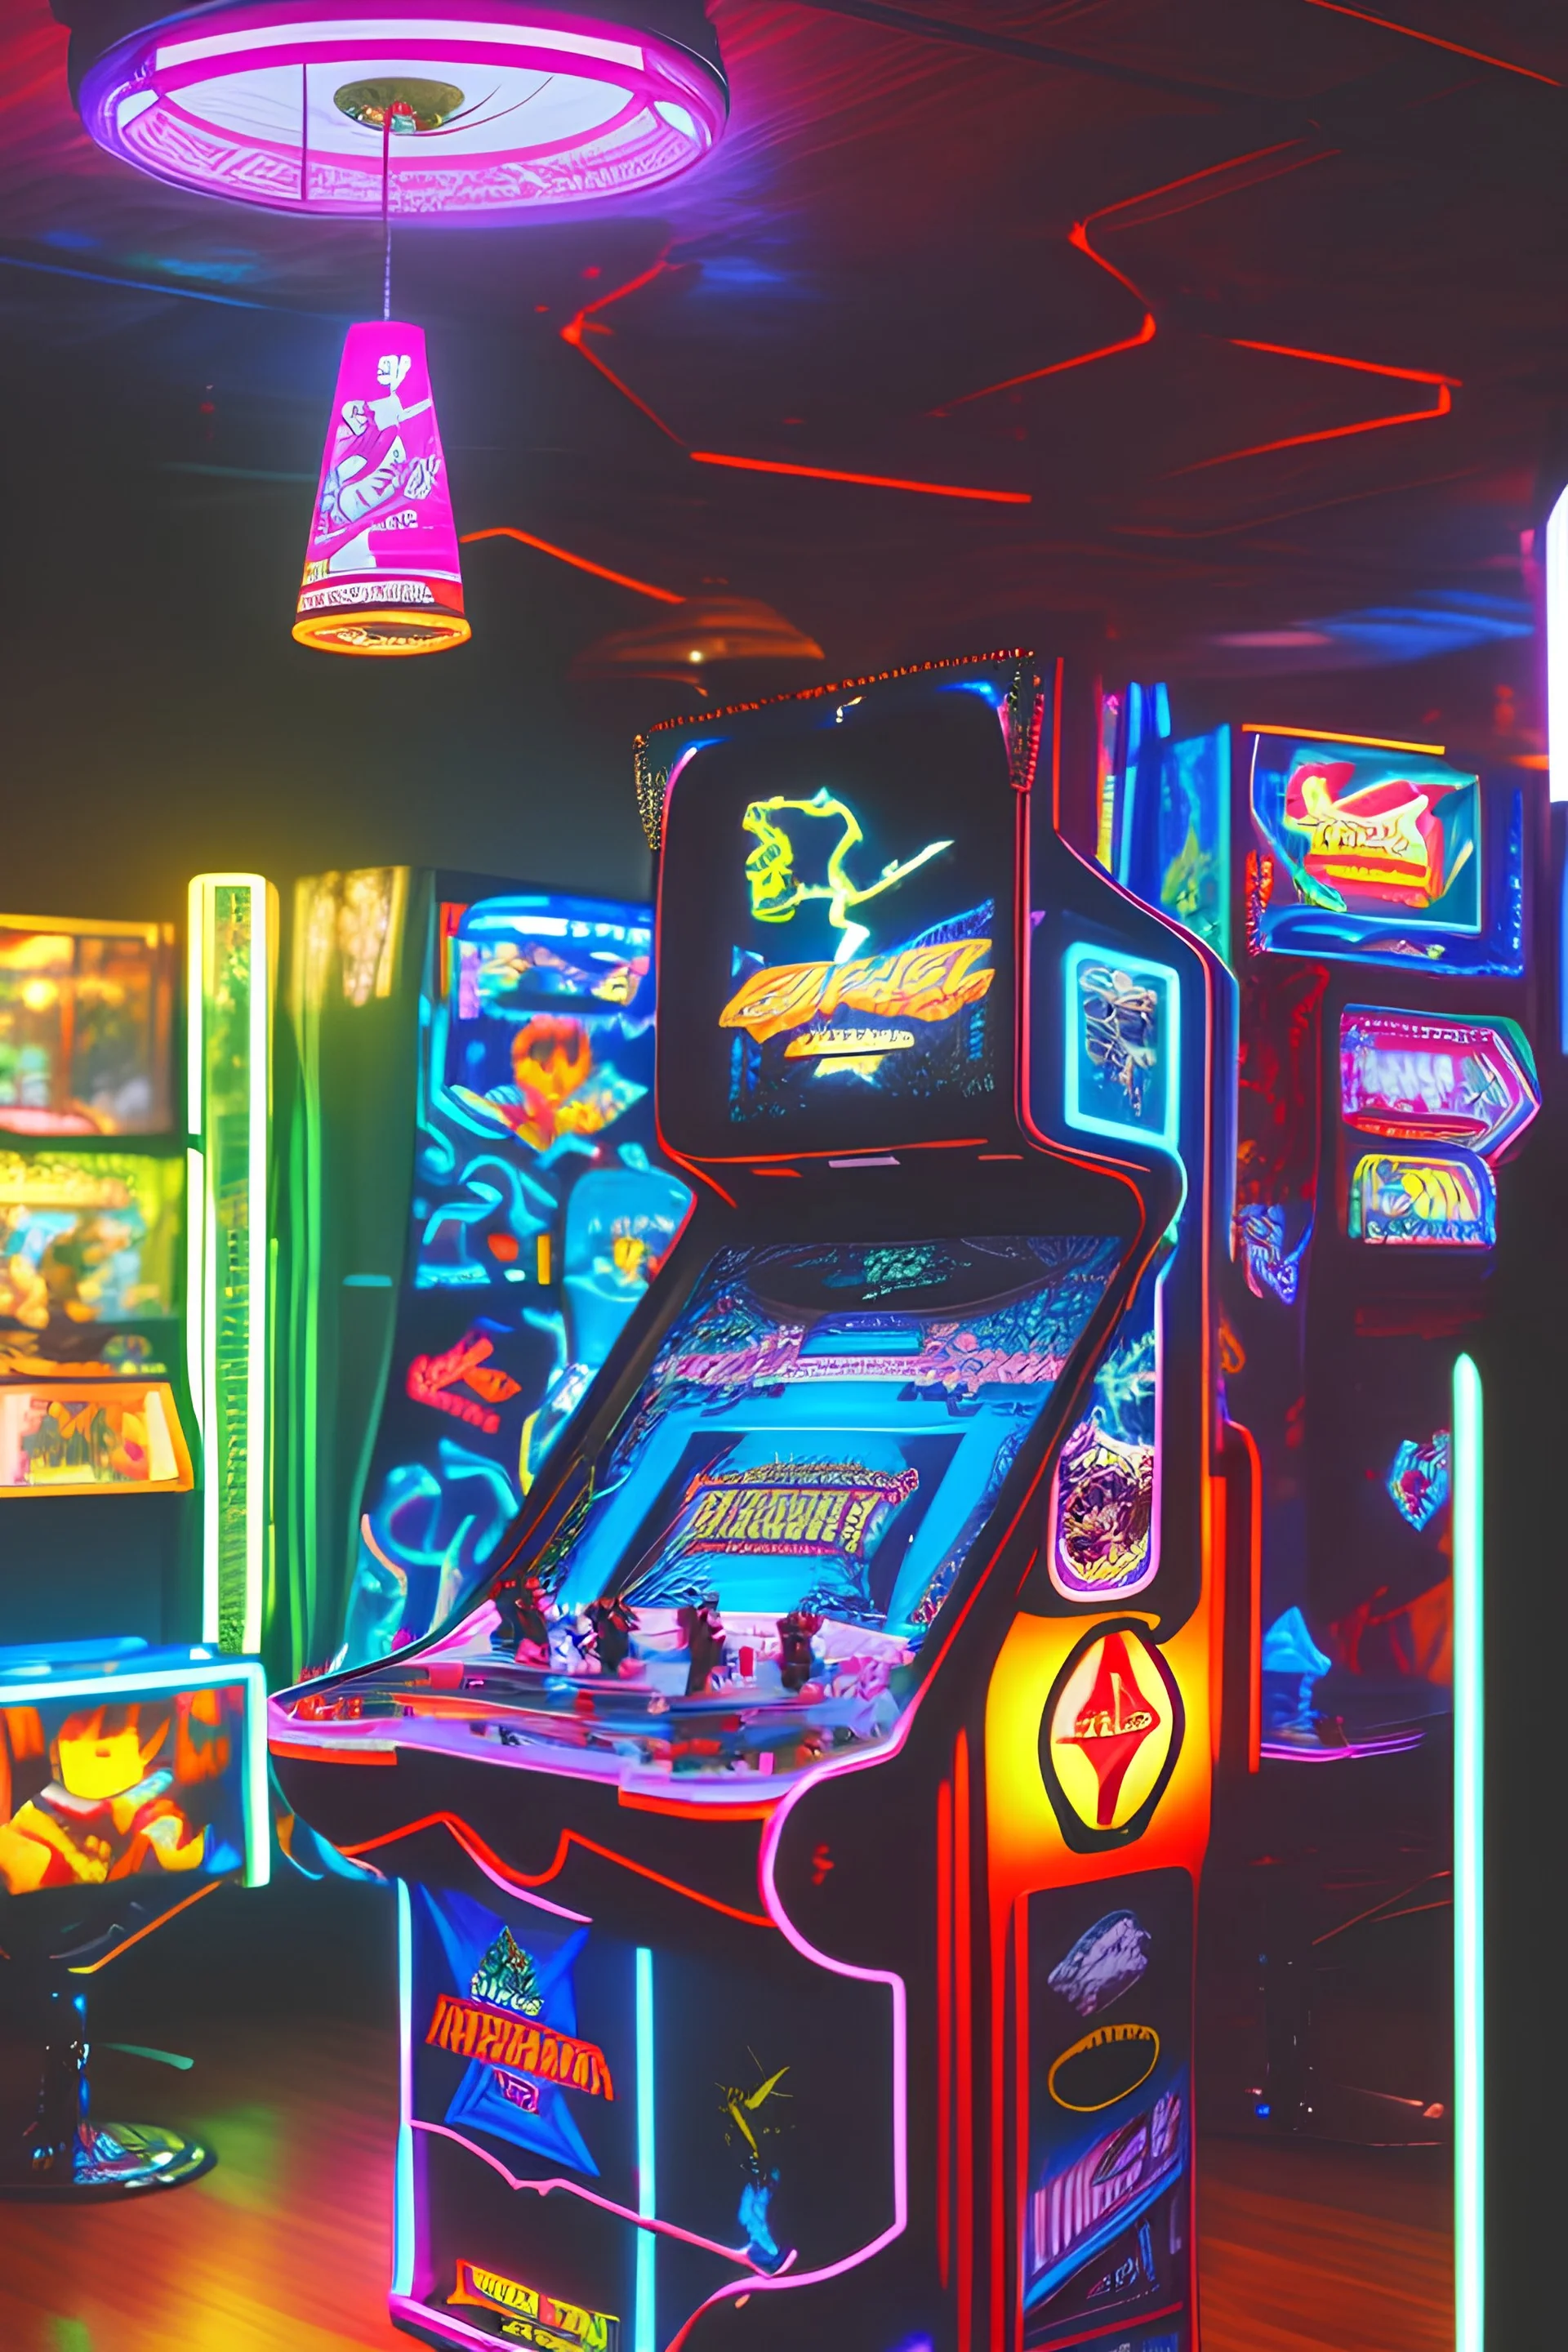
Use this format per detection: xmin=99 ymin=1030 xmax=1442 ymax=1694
xmin=1174 ymin=381 xmax=1452 ymax=474
xmin=1295 ymin=0 xmax=1560 ymax=85
xmin=461 ymin=525 xmax=684 ymax=603
xmin=1229 ymin=338 xmax=1461 ymax=388
xmin=559 ymin=256 xmax=685 ymax=445
xmin=688 ymin=452 xmax=1032 ymax=503
xmin=933 ymin=313 xmax=1154 ymax=414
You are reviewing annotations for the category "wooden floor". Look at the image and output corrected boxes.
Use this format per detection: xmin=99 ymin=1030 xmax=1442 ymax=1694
xmin=0 ymin=2017 xmax=1451 ymax=2352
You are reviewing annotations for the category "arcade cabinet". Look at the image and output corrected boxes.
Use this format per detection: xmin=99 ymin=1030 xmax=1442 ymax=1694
xmin=273 ymin=871 xmax=688 ymax=1690
xmin=0 ymin=879 xmax=274 ymax=2190
xmin=271 ymin=653 xmax=1232 ymax=2352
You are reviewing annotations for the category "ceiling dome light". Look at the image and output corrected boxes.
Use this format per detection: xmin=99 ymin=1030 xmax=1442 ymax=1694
xmin=65 ymin=1 xmax=728 ymax=216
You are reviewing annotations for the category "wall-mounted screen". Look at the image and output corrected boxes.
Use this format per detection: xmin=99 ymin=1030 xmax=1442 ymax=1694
xmin=0 ymin=916 xmax=176 ymax=1135
xmin=0 ymin=1671 xmax=256 ymax=1893
xmin=657 ymin=690 xmax=1016 ymax=1156
xmin=0 ymin=1152 xmax=183 ymax=1379
xmin=1245 ymin=735 xmax=1522 ymax=975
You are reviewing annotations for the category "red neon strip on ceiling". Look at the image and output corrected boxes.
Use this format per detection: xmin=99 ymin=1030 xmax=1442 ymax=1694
xmin=559 ymin=256 xmax=687 ymax=445
xmin=1172 ymin=381 xmax=1450 ymax=473
xmin=931 ymin=142 xmax=1321 ymax=413
xmin=933 ymin=314 xmax=1154 ymax=413
xmin=1295 ymin=0 xmax=1560 ymax=85
xmin=1230 ymin=338 xmax=1461 ymax=387
xmin=461 ymin=525 xmax=684 ymax=603
xmin=688 ymin=451 xmax=1031 ymax=503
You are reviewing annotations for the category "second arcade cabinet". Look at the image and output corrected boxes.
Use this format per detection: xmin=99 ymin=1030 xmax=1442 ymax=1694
xmin=271 ymin=657 xmax=1233 ymax=2352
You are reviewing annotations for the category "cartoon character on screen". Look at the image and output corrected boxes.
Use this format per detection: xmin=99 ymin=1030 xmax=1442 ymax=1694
xmin=742 ymin=787 xmax=951 ymax=960
xmin=454 ymin=1015 xmax=643 ymax=1153
xmin=492 ymin=1564 xmax=552 ymax=1665
xmin=313 ymin=350 xmax=439 ymax=549
xmin=720 ymin=2056 xmax=791 ymax=2273
xmin=0 ymin=1704 xmax=206 ymax=1893
xmin=1080 ymin=963 xmax=1159 ymax=1117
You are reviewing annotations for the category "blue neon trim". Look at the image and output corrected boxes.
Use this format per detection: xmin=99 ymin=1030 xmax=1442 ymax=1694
xmin=1062 ymin=941 xmax=1183 ymax=1153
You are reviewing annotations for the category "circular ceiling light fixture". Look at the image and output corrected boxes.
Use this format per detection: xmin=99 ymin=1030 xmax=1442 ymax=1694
xmin=69 ymin=2 xmax=728 ymax=216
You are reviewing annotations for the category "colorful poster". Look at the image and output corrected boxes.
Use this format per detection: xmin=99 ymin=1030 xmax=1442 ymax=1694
xmin=1119 ymin=727 xmax=1231 ymax=966
xmin=1064 ymin=945 xmax=1180 ymax=1152
xmin=0 ymin=1151 xmax=182 ymax=1378
xmin=338 ymin=892 xmax=689 ymax=1667
xmin=1345 ymin=1148 xmax=1494 ymax=1248
xmin=0 ymin=1382 xmax=192 ymax=1494
xmin=0 ymin=917 xmax=175 ymax=1135
xmin=1048 ymin=1261 xmax=1161 ymax=1601
xmin=1246 ymin=736 xmax=1522 ymax=975
xmin=294 ymin=321 xmax=468 ymax=654
xmin=1025 ymin=1871 xmax=1192 ymax=2347
xmin=0 ymin=1682 xmax=247 ymax=1892
xmin=1339 ymin=1006 xmax=1538 ymax=1161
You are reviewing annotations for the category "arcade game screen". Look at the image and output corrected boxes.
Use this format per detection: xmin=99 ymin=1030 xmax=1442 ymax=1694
xmin=657 ymin=689 xmax=1015 ymax=1155
xmin=0 ymin=916 xmax=176 ymax=1135
xmin=288 ymin=1232 xmax=1124 ymax=1783
xmin=0 ymin=1681 xmax=250 ymax=1893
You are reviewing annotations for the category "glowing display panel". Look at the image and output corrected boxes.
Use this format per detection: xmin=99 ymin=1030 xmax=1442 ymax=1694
xmin=1346 ymin=1148 xmax=1494 ymax=1249
xmin=1047 ymin=1259 xmax=1161 ymax=1602
xmin=0 ymin=916 xmax=175 ymax=1135
xmin=657 ymin=691 xmax=1015 ymax=1156
xmin=0 ymin=1152 xmax=183 ymax=1377
xmin=1062 ymin=943 xmax=1180 ymax=1153
xmin=0 ymin=1382 xmax=194 ymax=1496
xmin=284 ymin=1236 xmax=1121 ymax=1784
xmin=0 ymin=1676 xmax=252 ymax=1894
xmin=1024 ymin=1870 xmax=1191 ymax=2346
xmin=1247 ymin=736 xmax=1523 ymax=975
xmin=1339 ymin=1006 xmax=1538 ymax=1161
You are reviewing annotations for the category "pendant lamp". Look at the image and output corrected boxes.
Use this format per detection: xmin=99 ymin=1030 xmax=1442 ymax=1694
xmin=293 ymin=316 xmax=469 ymax=657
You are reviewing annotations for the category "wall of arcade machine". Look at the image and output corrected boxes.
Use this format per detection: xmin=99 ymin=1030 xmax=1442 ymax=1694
xmin=0 ymin=649 xmax=1553 ymax=2336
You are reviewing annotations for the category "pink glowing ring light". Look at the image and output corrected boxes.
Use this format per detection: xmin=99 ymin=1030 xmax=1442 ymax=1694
xmin=75 ymin=2 xmax=728 ymax=216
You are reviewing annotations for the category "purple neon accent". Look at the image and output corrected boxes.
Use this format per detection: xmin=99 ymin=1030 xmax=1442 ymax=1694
xmin=658 ymin=1749 xmax=911 ymax=2350
xmin=1259 ymin=1730 xmax=1424 ymax=1762
xmin=408 ymin=2118 xmax=769 ymax=2266
xmin=78 ymin=2 xmax=728 ymax=219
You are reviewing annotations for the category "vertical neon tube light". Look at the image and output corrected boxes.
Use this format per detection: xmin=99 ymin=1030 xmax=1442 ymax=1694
xmin=1547 ymin=485 xmax=1568 ymax=804
xmin=189 ymin=875 xmax=275 ymax=1653
xmin=635 ymin=1946 xmax=656 ymax=2352
xmin=394 ymin=1880 xmax=416 ymax=2299
xmin=1452 ymin=1352 xmax=1484 ymax=2352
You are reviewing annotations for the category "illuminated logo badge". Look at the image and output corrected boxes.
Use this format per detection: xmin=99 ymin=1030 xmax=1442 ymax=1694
xmin=1043 ymin=1627 xmax=1180 ymax=1838
xmin=1386 ymin=1430 xmax=1450 ymax=1532
xmin=1339 ymin=1006 xmax=1538 ymax=1160
xmin=471 ymin=1925 xmax=543 ymax=2016
xmin=1048 ymin=2020 xmax=1161 ymax=2112
xmin=719 ymin=938 xmax=993 ymax=1052
xmin=425 ymin=1996 xmax=614 ymax=2100
xmin=1283 ymin=755 xmax=1463 ymax=911
xmin=668 ymin=1459 xmax=918 ymax=1564
xmin=1346 ymin=1148 xmax=1494 ymax=1248
xmin=449 ymin=2259 xmax=620 ymax=2351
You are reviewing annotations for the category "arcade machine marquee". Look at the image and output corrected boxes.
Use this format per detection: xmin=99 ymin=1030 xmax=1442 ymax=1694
xmin=270 ymin=657 xmax=1234 ymax=2352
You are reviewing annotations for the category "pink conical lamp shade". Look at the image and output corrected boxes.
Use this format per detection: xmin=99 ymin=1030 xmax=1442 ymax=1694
xmin=294 ymin=320 xmax=469 ymax=656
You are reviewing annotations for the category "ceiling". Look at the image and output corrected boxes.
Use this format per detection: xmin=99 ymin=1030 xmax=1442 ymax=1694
xmin=0 ymin=0 xmax=1563 ymax=906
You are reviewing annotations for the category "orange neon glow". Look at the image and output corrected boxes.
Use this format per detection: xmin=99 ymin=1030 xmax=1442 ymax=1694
xmin=461 ymin=527 xmax=683 ymax=604
xmin=616 ymin=1788 xmax=775 ymax=1822
xmin=341 ymin=1810 xmax=773 ymax=1928
xmin=559 ymin=257 xmax=686 ymax=444
xmin=291 ymin=611 xmax=471 ymax=657
xmin=1296 ymin=0 xmax=1560 ymax=85
xmin=1230 ymin=338 xmax=1460 ymax=388
xmin=1173 ymin=381 xmax=1451 ymax=474
xmin=688 ymin=451 xmax=1031 ymax=504
xmin=1242 ymin=722 xmax=1447 ymax=755
xmin=66 ymin=1878 xmax=221 ymax=1975
xmin=719 ymin=938 xmax=994 ymax=1045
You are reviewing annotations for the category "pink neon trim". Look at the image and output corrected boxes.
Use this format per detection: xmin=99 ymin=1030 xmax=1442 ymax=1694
xmin=662 ymin=1750 xmax=911 ymax=2350
xmin=410 ymin=2118 xmax=768 ymax=2267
